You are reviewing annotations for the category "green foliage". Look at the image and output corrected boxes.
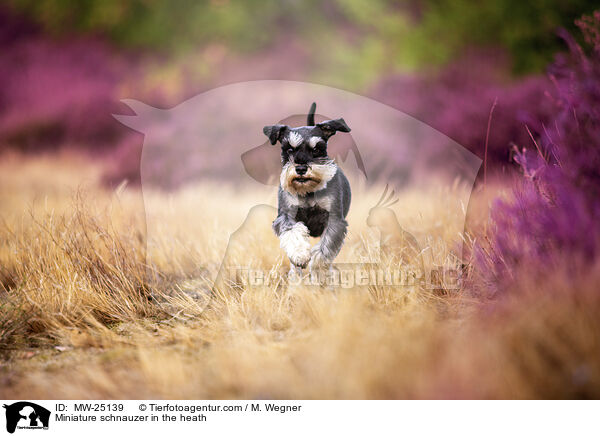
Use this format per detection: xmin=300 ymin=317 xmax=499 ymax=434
xmin=7 ymin=0 xmax=598 ymax=85
xmin=8 ymin=0 xmax=325 ymax=53
xmin=314 ymin=0 xmax=598 ymax=87
xmin=404 ymin=0 xmax=599 ymax=73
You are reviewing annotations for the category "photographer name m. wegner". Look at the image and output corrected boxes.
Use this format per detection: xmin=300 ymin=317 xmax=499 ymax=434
xmin=227 ymin=265 xmax=462 ymax=289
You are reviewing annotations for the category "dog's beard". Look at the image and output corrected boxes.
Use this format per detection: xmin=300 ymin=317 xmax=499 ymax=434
xmin=280 ymin=159 xmax=337 ymax=196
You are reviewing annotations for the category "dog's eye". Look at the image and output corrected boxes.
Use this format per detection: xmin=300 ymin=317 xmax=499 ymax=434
xmin=312 ymin=142 xmax=325 ymax=154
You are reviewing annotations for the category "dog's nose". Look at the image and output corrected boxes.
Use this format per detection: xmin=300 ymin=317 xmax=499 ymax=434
xmin=295 ymin=164 xmax=308 ymax=175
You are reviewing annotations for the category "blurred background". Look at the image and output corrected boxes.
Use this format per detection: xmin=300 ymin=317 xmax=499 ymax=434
xmin=2 ymin=1 xmax=600 ymax=400
xmin=1 ymin=0 xmax=597 ymax=186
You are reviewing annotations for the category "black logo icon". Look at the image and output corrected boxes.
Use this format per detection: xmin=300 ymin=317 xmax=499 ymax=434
xmin=2 ymin=402 xmax=50 ymax=434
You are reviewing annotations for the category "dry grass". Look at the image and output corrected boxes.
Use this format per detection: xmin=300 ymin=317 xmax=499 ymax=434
xmin=1 ymin=154 xmax=599 ymax=399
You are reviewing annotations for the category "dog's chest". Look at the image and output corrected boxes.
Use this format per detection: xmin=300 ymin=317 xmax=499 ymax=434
xmin=292 ymin=194 xmax=331 ymax=238
xmin=295 ymin=205 xmax=329 ymax=238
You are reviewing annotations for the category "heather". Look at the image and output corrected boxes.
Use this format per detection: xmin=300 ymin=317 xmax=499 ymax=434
xmin=0 ymin=8 xmax=133 ymax=153
xmin=0 ymin=5 xmax=564 ymax=181
xmin=371 ymin=52 xmax=555 ymax=173
xmin=478 ymin=12 xmax=600 ymax=293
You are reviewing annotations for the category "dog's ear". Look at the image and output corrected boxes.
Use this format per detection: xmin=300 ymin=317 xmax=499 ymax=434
xmin=317 ymin=118 xmax=351 ymax=139
xmin=263 ymin=124 xmax=288 ymax=145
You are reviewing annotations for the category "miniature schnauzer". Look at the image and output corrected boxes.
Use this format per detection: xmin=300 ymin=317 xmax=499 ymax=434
xmin=264 ymin=103 xmax=352 ymax=272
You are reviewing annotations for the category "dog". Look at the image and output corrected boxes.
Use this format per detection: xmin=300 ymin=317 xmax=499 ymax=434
xmin=264 ymin=103 xmax=352 ymax=272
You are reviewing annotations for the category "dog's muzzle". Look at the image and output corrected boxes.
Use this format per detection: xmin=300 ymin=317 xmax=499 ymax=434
xmin=293 ymin=164 xmax=317 ymax=185
xmin=295 ymin=164 xmax=308 ymax=175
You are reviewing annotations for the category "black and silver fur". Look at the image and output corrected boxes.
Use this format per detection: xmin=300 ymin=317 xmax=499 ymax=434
xmin=264 ymin=103 xmax=351 ymax=270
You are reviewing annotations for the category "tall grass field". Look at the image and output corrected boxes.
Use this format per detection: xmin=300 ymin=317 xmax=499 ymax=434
xmin=1 ymin=153 xmax=599 ymax=399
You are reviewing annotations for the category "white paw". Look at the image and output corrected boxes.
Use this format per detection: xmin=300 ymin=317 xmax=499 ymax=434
xmin=289 ymin=247 xmax=311 ymax=268
xmin=280 ymin=223 xmax=311 ymax=268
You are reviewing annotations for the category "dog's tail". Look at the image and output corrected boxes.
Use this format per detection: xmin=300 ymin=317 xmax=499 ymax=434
xmin=307 ymin=102 xmax=316 ymax=126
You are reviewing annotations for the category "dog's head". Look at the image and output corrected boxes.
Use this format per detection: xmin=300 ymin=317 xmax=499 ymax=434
xmin=263 ymin=103 xmax=351 ymax=195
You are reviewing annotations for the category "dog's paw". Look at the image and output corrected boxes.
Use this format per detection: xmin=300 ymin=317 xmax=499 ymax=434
xmin=289 ymin=248 xmax=311 ymax=268
xmin=287 ymin=265 xmax=304 ymax=284
xmin=308 ymin=246 xmax=330 ymax=271
xmin=280 ymin=223 xmax=311 ymax=268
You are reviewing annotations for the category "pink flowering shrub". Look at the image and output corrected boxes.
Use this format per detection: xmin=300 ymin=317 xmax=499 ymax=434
xmin=477 ymin=12 xmax=600 ymax=293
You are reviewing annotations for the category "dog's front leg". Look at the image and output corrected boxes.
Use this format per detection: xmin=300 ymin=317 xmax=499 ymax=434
xmin=309 ymin=216 xmax=348 ymax=270
xmin=273 ymin=214 xmax=311 ymax=268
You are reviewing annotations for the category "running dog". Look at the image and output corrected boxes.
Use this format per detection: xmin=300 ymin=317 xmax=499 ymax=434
xmin=264 ymin=103 xmax=352 ymax=271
